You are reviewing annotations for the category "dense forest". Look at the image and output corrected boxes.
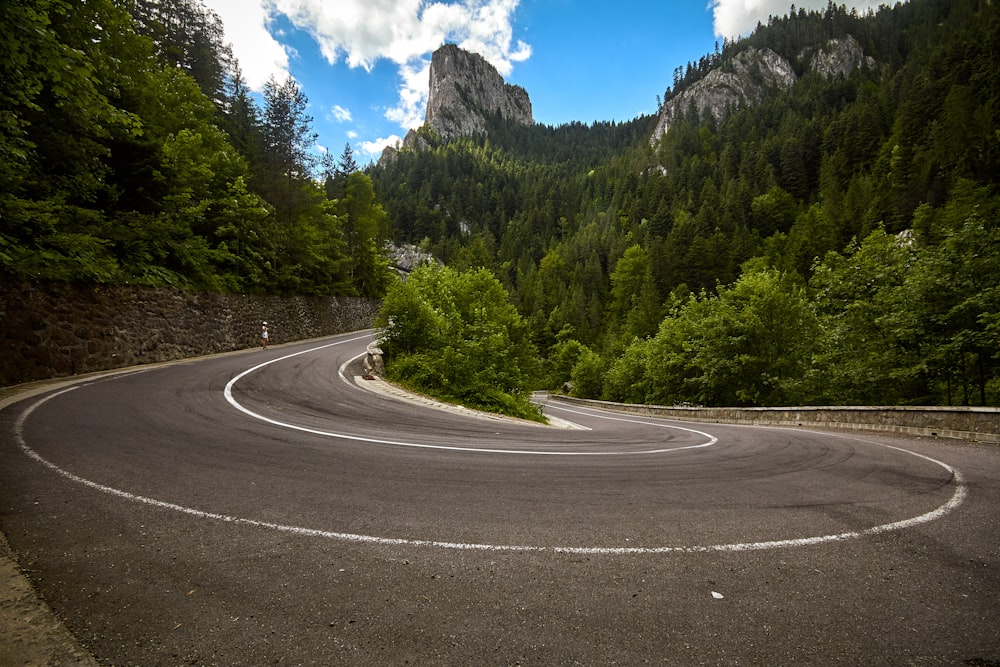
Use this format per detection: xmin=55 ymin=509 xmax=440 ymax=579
xmin=1 ymin=0 xmax=392 ymax=297
xmin=370 ymin=0 xmax=1000 ymax=407
xmin=3 ymin=0 xmax=998 ymax=407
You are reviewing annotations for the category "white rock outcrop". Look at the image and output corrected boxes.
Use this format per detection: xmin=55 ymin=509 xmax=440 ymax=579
xmin=806 ymin=34 xmax=875 ymax=79
xmin=386 ymin=243 xmax=440 ymax=275
xmin=651 ymin=48 xmax=797 ymax=144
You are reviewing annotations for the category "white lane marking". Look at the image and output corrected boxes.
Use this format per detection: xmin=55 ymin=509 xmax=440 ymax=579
xmin=15 ymin=388 xmax=967 ymax=553
xmin=11 ymin=342 xmax=967 ymax=555
xmin=342 ymin=353 xmax=591 ymax=430
xmin=225 ymin=341 xmax=716 ymax=456
xmin=557 ymin=464 xmax=967 ymax=554
xmin=13 ymin=388 xmax=541 ymax=553
xmin=546 ymin=401 xmax=719 ymax=436
xmin=336 ymin=351 xmax=364 ymax=384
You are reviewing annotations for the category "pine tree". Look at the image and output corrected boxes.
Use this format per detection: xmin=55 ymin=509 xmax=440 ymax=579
xmin=259 ymin=76 xmax=317 ymax=225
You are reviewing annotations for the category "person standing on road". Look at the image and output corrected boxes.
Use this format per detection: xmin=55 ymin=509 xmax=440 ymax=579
xmin=261 ymin=321 xmax=269 ymax=348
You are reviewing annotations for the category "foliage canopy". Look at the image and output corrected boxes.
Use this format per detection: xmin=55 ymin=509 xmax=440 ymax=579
xmin=4 ymin=0 xmax=998 ymax=407
xmin=375 ymin=265 xmax=542 ymax=421
xmin=0 ymin=0 xmax=392 ymax=297
xmin=369 ymin=0 xmax=1000 ymax=406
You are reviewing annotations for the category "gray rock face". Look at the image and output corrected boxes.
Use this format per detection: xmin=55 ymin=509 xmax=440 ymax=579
xmin=806 ymin=34 xmax=874 ymax=79
xmin=651 ymin=47 xmax=796 ymax=144
xmin=381 ymin=45 xmax=533 ymax=164
xmin=423 ymin=44 xmax=533 ymax=140
xmin=386 ymin=243 xmax=441 ymax=274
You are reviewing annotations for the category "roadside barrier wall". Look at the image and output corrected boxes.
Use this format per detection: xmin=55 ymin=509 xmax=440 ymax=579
xmin=550 ymin=395 xmax=1000 ymax=444
xmin=0 ymin=282 xmax=379 ymax=387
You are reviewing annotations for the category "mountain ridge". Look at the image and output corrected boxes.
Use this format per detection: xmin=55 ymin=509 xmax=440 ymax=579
xmin=384 ymin=31 xmax=876 ymax=162
xmin=652 ymin=34 xmax=874 ymax=144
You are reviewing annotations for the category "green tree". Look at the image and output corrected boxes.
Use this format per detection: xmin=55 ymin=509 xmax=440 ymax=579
xmin=631 ymin=264 xmax=817 ymax=407
xmin=130 ymin=0 xmax=232 ymax=103
xmin=324 ymin=143 xmax=359 ymax=200
xmin=570 ymin=347 xmax=606 ymax=399
xmin=1 ymin=0 xmax=145 ymax=282
xmin=750 ymin=186 xmax=798 ymax=237
xmin=543 ymin=335 xmax=593 ymax=392
xmin=219 ymin=64 xmax=262 ymax=170
xmin=603 ymin=337 xmax=652 ymax=403
xmin=905 ymin=182 xmax=1000 ymax=405
xmin=376 ymin=265 xmax=541 ymax=420
xmin=259 ymin=76 xmax=317 ymax=226
xmin=337 ymin=172 xmax=392 ymax=298
xmin=609 ymin=245 xmax=661 ymax=342
xmin=211 ymin=176 xmax=274 ymax=290
xmin=808 ymin=228 xmax=923 ymax=404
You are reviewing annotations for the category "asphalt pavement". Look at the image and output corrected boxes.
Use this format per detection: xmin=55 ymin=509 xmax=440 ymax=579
xmin=1 ymin=333 xmax=998 ymax=665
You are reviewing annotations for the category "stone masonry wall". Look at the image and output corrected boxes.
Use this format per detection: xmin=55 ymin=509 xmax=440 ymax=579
xmin=0 ymin=282 xmax=379 ymax=387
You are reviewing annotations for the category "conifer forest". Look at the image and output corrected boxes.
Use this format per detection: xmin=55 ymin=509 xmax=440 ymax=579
xmin=3 ymin=0 xmax=998 ymax=408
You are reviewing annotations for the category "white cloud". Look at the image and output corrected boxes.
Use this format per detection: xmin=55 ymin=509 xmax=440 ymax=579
xmin=455 ymin=0 xmax=531 ymax=77
xmin=269 ymin=0 xmax=528 ymax=71
xmin=201 ymin=0 xmax=290 ymax=89
xmin=710 ymin=0 xmax=889 ymax=39
xmin=359 ymin=135 xmax=405 ymax=159
xmin=330 ymin=105 xmax=353 ymax=123
xmin=384 ymin=60 xmax=432 ymax=131
xmin=203 ymin=0 xmax=531 ymax=138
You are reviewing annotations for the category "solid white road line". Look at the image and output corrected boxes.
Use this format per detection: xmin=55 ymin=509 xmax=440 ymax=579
xmin=11 ymin=340 xmax=967 ymax=555
xmin=225 ymin=340 xmax=718 ymax=456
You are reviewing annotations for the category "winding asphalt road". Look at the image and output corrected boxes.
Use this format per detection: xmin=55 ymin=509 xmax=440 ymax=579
xmin=2 ymin=331 xmax=998 ymax=665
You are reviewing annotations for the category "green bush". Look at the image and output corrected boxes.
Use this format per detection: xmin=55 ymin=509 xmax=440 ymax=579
xmin=376 ymin=265 xmax=543 ymax=421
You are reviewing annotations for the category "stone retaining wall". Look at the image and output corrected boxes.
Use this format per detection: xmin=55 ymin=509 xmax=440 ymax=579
xmin=550 ymin=395 xmax=1000 ymax=444
xmin=0 ymin=282 xmax=379 ymax=387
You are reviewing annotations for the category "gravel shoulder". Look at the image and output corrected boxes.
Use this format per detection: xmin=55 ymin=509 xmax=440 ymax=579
xmin=2 ymin=378 xmax=103 ymax=666
xmin=0 ymin=531 xmax=98 ymax=667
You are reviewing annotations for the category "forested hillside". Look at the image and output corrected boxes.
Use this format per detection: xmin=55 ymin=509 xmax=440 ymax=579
xmin=1 ymin=0 xmax=392 ymax=297
xmin=370 ymin=0 xmax=1000 ymax=407
xmin=3 ymin=0 xmax=997 ymax=407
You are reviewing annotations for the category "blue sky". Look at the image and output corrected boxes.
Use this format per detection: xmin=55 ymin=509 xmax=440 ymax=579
xmin=200 ymin=0 xmax=888 ymax=165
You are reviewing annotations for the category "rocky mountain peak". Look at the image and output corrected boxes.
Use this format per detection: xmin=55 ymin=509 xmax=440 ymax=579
xmin=805 ymin=34 xmax=875 ymax=79
xmin=425 ymin=44 xmax=533 ymax=139
xmin=651 ymin=37 xmax=874 ymax=146
xmin=651 ymin=47 xmax=796 ymax=145
xmin=380 ymin=45 xmax=533 ymax=164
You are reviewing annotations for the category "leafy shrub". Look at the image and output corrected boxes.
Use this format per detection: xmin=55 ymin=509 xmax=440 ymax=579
xmin=376 ymin=265 xmax=543 ymax=421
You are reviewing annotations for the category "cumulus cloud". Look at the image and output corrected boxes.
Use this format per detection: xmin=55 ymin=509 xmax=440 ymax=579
xmin=384 ymin=60 xmax=433 ymax=131
xmin=710 ymin=0 xmax=889 ymax=39
xmin=202 ymin=0 xmax=530 ymax=136
xmin=269 ymin=0 xmax=529 ymax=71
xmin=330 ymin=105 xmax=353 ymax=123
xmin=359 ymin=135 xmax=405 ymax=159
xmin=201 ymin=0 xmax=290 ymax=89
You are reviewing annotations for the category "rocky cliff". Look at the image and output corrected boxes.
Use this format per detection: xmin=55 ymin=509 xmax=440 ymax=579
xmin=386 ymin=242 xmax=441 ymax=275
xmin=651 ymin=36 xmax=873 ymax=145
xmin=651 ymin=47 xmax=796 ymax=144
xmin=382 ymin=45 xmax=533 ymax=161
xmin=424 ymin=44 xmax=533 ymax=139
xmin=805 ymin=34 xmax=875 ymax=79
